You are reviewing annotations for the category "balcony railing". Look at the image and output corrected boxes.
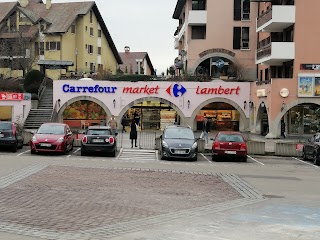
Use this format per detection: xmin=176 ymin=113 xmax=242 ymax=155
xmin=257 ymin=8 xmax=272 ymax=29
xmin=257 ymin=45 xmax=272 ymax=60
xmin=256 ymin=80 xmax=271 ymax=86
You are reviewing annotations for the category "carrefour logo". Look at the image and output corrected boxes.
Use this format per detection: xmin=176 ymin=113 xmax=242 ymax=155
xmin=166 ymin=84 xmax=187 ymax=97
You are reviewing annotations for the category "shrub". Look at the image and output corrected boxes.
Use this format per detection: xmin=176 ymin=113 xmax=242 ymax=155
xmin=23 ymin=69 xmax=44 ymax=94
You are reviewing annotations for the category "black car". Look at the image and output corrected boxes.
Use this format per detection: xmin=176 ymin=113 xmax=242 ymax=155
xmin=0 ymin=121 xmax=24 ymax=152
xmin=81 ymin=126 xmax=117 ymax=157
xmin=302 ymin=133 xmax=320 ymax=165
xmin=160 ymin=125 xmax=198 ymax=161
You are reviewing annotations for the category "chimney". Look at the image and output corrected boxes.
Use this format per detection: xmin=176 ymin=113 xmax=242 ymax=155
xmin=46 ymin=0 xmax=52 ymax=10
xmin=124 ymin=46 xmax=130 ymax=53
xmin=19 ymin=0 xmax=29 ymax=7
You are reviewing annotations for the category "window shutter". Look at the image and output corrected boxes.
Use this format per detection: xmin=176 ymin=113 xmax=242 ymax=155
xmin=233 ymin=27 xmax=241 ymax=49
xmin=234 ymin=0 xmax=241 ymax=21
xmin=57 ymin=42 xmax=61 ymax=51
xmin=46 ymin=42 xmax=49 ymax=51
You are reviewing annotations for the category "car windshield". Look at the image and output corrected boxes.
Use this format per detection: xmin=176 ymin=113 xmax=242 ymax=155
xmin=164 ymin=128 xmax=194 ymax=139
xmin=218 ymin=134 xmax=244 ymax=142
xmin=0 ymin=123 xmax=11 ymax=131
xmin=87 ymin=129 xmax=112 ymax=135
xmin=37 ymin=125 xmax=65 ymax=135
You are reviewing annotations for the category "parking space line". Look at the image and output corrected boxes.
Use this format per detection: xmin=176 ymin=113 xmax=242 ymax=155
xmin=67 ymin=148 xmax=80 ymax=158
xmin=200 ymin=153 xmax=212 ymax=163
xmin=292 ymin=157 xmax=320 ymax=169
xmin=73 ymin=148 xmax=80 ymax=154
xmin=247 ymin=155 xmax=265 ymax=165
xmin=17 ymin=150 xmax=30 ymax=156
xmin=117 ymin=148 xmax=123 ymax=159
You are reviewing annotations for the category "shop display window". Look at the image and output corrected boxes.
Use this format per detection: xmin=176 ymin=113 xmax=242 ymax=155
xmin=289 ymin=105 xmax=320 ymax=134
xmin=0 ymin=106 xmax=12 ymax=121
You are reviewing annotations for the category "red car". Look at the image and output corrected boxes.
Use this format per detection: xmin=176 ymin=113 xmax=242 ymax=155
xmin=30 ymin=123 xmax=74 ymax=154
xmin=212 ymin=131 xmax=247 ymax=162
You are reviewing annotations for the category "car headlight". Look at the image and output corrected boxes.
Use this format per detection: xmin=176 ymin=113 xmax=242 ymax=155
xmin=162 ymin=140 xmax=169 ymax=148
xmin=56 ymin=137 xmax=64 ymax=143
xmin=192 ymin=142 xmax=198 ymax=149
xmin=31 ymin=136 xmax=37 ymax=142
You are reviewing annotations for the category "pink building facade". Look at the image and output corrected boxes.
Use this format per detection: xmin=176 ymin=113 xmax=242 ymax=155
xmin=252 ymin=0 xmax=320 ymax=138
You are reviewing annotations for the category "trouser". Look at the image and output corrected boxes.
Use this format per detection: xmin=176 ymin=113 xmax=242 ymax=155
xmin=122 ymin=124 xmax=126 ymax=133
xmin=203 ymin=131 xmax=209 ymax=143
xmin=131 ymin=139 xmax=137 ymax=147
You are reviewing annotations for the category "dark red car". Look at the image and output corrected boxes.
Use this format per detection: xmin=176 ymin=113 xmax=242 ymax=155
xmin=211 ymin=131 xmax=247 ymax=162
xmin=30 ymin=123 xmax=74 ymax=154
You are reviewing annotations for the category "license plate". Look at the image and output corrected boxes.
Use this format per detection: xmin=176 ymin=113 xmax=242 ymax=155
xmin=92 ymin=139 xmax=104 ymax=143
xmin=0 ymin=134 xmax=3 ymax=138
xmin=40 ymin=143 xmax=52 ymax=147
xmin=225 ymin=151 xmax=236 ymax=154
xmin=175 ymin=150 xmax=185 ymax=154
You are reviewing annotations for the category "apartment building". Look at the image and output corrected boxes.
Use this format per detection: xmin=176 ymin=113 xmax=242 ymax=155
xmin=0 ymin=0 xmax=122 ymax=80
xmin=251 ymin=0 xmax=320 ymax=138
xmin=172 ymin=0 xmax=258 ymax=132
xmin=173 ymin=0 xmax=258 ymax=81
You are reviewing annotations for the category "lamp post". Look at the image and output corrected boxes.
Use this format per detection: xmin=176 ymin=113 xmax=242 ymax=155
xmin=75 ymin=48 xmax=78 ymax=73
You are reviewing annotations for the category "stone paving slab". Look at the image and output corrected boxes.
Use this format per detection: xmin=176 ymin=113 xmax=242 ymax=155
xmin=0 ymin=164 xmax=264 ymax=240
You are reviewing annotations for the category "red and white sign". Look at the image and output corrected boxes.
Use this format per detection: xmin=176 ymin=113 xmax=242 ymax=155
xmin=296 ymin=144 xmax=304 ymax=152
xmin=0 ymin=92 xmax=24 ymax=101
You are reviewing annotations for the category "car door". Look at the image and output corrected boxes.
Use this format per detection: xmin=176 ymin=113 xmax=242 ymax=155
xmin=66 ymin=126 xmax=74 ymax=150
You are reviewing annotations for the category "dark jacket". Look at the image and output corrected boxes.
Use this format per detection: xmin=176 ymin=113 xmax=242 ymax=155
xmin=202 ymin=121 xmax=211 ymax=133
xmin=130 ymin=122 xmax=138 ymax=140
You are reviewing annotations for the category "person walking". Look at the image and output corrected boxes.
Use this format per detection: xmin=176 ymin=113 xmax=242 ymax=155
xmin=281 ymin=119 xmax=286 ymax=138
xmin=202 ymin=117 xmax=211 ymax=145
xmin=107 ymin=115 xmax=118 ymax=135
xmin=130 ymin=120 xmax=138 ymax=148
xmin=121 ymin=115 xmax=126 ymax=133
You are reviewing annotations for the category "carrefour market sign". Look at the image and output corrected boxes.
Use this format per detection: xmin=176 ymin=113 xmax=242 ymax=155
xmin=63 ymin=84 xmax=117 ymax=93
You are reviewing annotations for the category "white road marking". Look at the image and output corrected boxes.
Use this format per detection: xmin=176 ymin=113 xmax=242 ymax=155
xmin=73 ymin=148 xmax=81 ymax=154
xmin=67 ymin=148 xmax=80 ymax=158
xmin=17 ymin=150 xmax=30 ymax=156
xmin=247 ymin=155 xmax=265 ymax=165
xmin=117 ymin=148 xmax=123 ymax=159
xmin=201 ymin=153 xmax=212 ymax=163
xmin=174 ymin=231 xmax=230 ymax=240
xmin=292 ymin=157 xmax=320 ymax=169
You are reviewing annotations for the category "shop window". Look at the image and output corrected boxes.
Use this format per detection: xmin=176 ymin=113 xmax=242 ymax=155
xmin=191 ymin=26 xmax=206 ymax=39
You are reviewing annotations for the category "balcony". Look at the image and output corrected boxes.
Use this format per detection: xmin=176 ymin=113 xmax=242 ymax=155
xmin=257 ymin=5 xmax=295 ymax=32
xmin=256 ymin=42 xmax=295 ymax=65
xmin=176 ymin=21 xmax=186 ymax=42
xmin=188 ymin=10 xmax=207 ymax=26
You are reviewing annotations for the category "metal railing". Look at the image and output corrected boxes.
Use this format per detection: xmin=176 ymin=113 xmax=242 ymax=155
xmin=117 ymin=131 xmax=157 ymax=150
xmin=38 ymin=78 xmax=47 ymax=100
xmin=257 ymin=8 xmax=272 ymax=28
xmin=50 ymin=100 xmax=59 ymax=122
xmin=256 ymin=44 xmax=272 ymax=60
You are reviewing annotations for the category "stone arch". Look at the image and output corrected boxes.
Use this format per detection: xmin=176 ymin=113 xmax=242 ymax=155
xmin=270 ymin=99 xmax=320 ymax=138
xmin=190 ymin=97 xmax=248 ymax=131
xmin=118 ymin=97 xmax=185 ymax=125
xmin=57 ymin=96 xmax=112 ymax=123
xmin=190 ymin=52 xmax=236 ymax=75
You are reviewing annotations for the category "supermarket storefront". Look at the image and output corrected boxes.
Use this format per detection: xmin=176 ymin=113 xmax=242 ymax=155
xmin=53 ymin=81 xmax=250 ymax=131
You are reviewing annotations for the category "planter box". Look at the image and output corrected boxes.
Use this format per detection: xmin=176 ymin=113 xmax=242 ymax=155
xmin=275 ymin=141 xmax=302 ymax=157
xmin=247 ymin=141 xmax=265 ymax=155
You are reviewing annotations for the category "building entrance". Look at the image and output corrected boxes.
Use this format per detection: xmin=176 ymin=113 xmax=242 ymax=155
xmin=196 ymin=102 xmax=240 ymax=131
xmin=122 ymin=101 xmax=179 ymax=131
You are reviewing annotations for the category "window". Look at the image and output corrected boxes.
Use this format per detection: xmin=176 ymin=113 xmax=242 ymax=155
xmin=98 ymin=29 xmax=102 ymax=38
xmin=88 ymin=45 xmax=93 ymax=54
xmin=260 ymin=70 xmax=263 ymax=81
xmin=85 ymin=26 xmax=87 ymax=31
xmin=192 ymin=0 xmax=206 ymax=10
xmin=265 ymin=68 xmax=269 ymax=80
xmin=85 ymin=44 xmax=88 ymax=49
xmin=90 ymin=27 xmax=94 ymax=36
xmin=35 ymin=42 xmax=39 ymax=56
xmin=98 ymin=47 xmax=101 ymax=55
xmin=90 ymin=10 xmax=93 ymax=23
xmin=234 ymin=0 xmax=250 ymax=21
xmin=233 ymin=27 xmax=250 ymax=49
xmin=191 ymin=26 xmax=206 ymax=39
xmin=46 ymin=41 xmax=61 ymax=51
xmin=40 ymin=23 xmax=45 ymax=32
xmin=71 ymin=24 xmax=76 ymax=34
xmin=39 ymin=42 xmax=44 ymax=55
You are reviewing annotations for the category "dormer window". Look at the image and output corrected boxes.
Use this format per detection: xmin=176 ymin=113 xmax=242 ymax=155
xmin=71 ymin=24 xmax=76 ymax=34
xmin=40 ymin=23 xmax=46 ymax=32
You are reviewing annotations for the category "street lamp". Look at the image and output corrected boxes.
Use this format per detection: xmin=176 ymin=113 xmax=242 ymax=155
xmin=75 ymin=48 xmax=78 ymax=73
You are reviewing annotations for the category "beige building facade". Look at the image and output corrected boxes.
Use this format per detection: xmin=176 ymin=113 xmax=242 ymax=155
xmin=0 ymin=0 xmax=122 ymax=80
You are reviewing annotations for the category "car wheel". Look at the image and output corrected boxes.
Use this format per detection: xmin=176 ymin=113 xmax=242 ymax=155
xmin=313 ymin=154 xmax=320 ymax=166
xmin=302 ymin=149 xmax=308 ymax=161
xmin=160 ymin=150 xmax=166 ymax=160
xmin=31 ymin=149 xmax=36 ymax=154
xmin=111 ymin=149 xmax=116 ymax=157
xmin=70 ymin=142 xmax=74 ymax=152
xmin=81 ymin=149 xmax=86 ymax=156
xmin=18 ymin=140 xmax=23 ymax=149
xmin=192 ymin=154 xmax=198 ymax=162
xmin=242 ymin=156 xmax=247 ymax=162
xmin=11 ymin=143 xmax=17 ymax=153
xmin=212 ymin=155 xmax=219 ymax=162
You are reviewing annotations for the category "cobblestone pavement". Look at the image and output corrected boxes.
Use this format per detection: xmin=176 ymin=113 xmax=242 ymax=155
xmin=0 ymin=162 xmax=263 ymax=240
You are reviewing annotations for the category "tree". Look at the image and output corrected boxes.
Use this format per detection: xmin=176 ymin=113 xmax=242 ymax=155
xmin=24 ymin=69 xmax=44 ymax=94
xmin=0 ymin=30 xmax=38 ymax=78
xmin=228 ymin=60 xmax=249 ymax=81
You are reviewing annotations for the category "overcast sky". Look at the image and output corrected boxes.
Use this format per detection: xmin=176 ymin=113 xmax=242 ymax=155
xmin=3 ymin=0 xmax=178 ymax=74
